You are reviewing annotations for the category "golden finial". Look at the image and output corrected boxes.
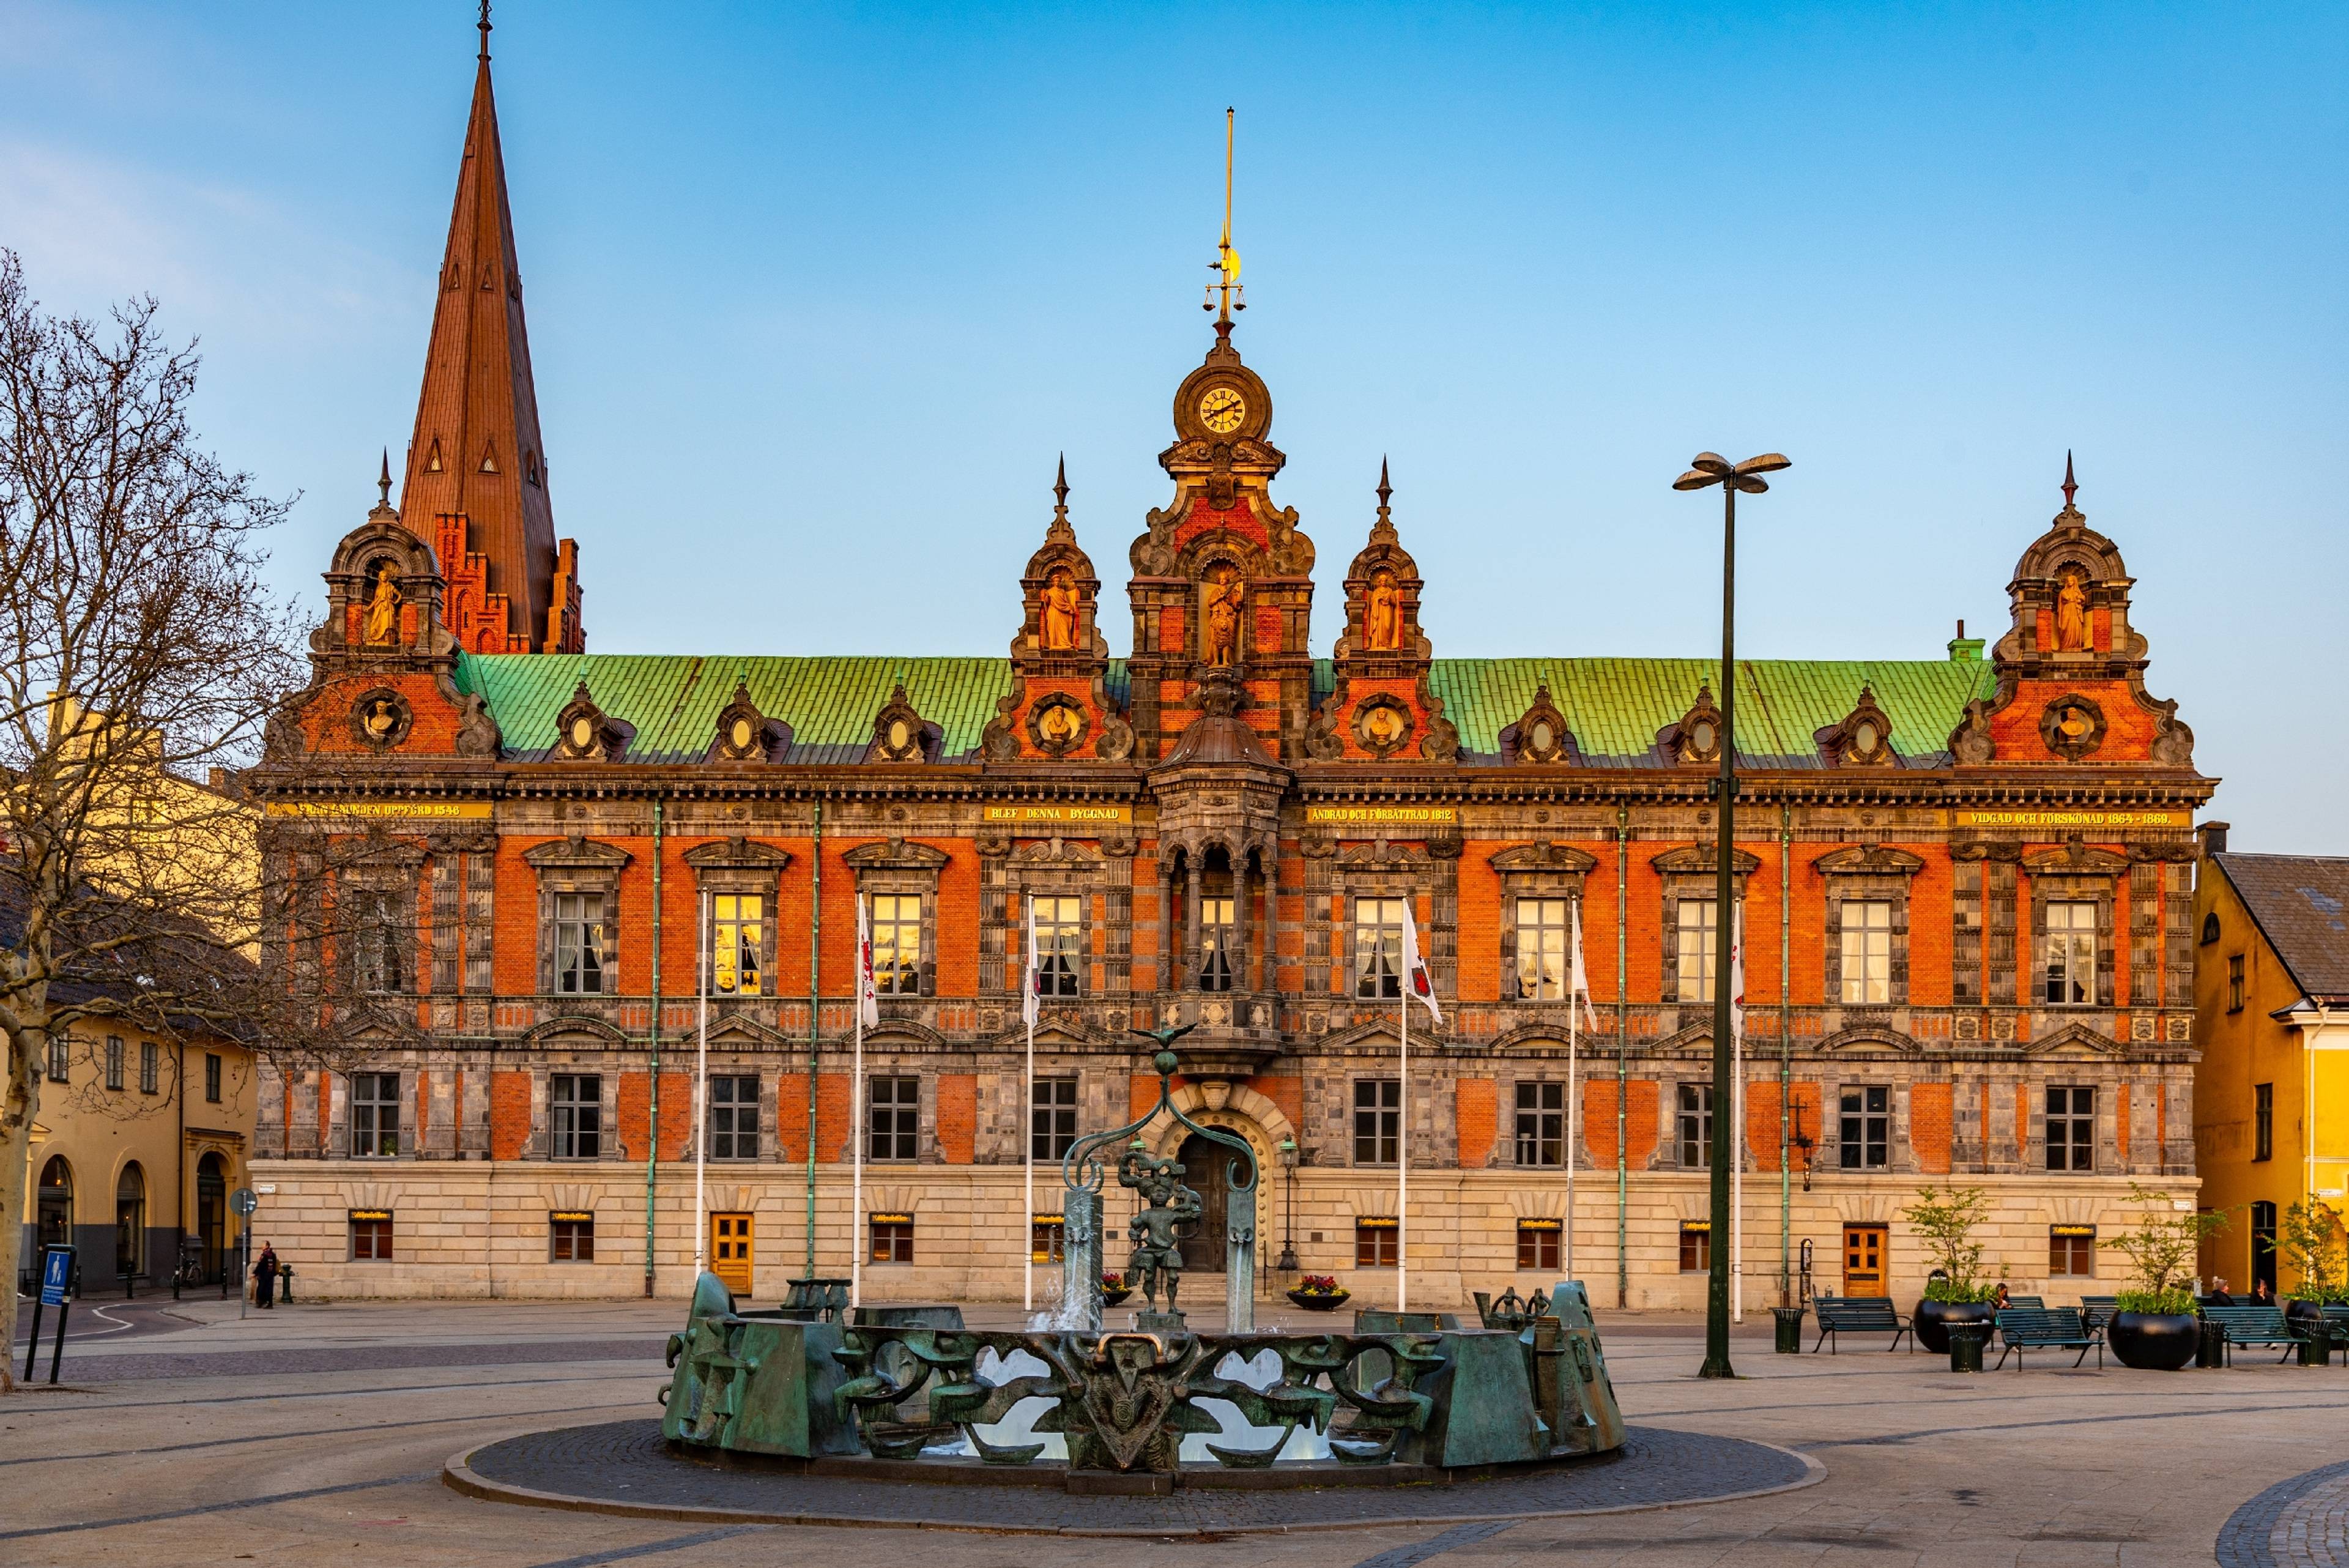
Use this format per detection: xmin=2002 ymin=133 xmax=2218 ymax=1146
xmin=1204 ymin=107 xmax=1245 ymax=319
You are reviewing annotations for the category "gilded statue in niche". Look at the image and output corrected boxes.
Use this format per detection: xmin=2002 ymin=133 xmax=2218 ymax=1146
xmin=1365 ymin=568 xmax=1401 ymax=652
xmin=1041 ymin=568 xmax=1080 ymax=651
xmin=363 ymin=562 xmax=402 ymax=645
xmin=2054 ymin=569 xmax=2091 ymax=652
xmin=1203 ymin=566 xmax=1244 ymax=667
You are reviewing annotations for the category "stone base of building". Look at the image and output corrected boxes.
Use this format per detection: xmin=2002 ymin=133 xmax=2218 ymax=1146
xmin=249 ymin=1158 xmax=2192 ymax=1310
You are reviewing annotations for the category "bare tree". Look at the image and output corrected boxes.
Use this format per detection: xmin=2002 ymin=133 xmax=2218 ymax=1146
xmin=0 ymin=250 xmax=306 ymax=1384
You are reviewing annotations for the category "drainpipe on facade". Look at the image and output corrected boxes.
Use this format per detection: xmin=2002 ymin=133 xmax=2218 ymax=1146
xmin=174 ymin=1043 xmax=185 ymax=1293
xmin=1616 ymin=808 xmax=1629 ymax=1311
xmin=1779 ymin=802 xmax=1791 ymax=1307
xmin=644 ymin=795 xmax=665 ymax=1298
xmin=807 ymin=800 xmax=823 ymax=1277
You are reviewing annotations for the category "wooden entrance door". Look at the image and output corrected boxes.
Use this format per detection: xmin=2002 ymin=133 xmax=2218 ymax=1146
xmin=1174 ymin=1134 xmax=1228 ymax=1274
xmin=711 ymin=1213 xmax=754 ymax=1296
xmin=1842 ymin=1223 xmax=1888 ymax=1296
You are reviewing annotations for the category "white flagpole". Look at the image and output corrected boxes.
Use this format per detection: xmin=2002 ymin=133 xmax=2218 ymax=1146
xmin=1024 ymin=903 xmax=1036 ymax=1316
xmin=1567 ymin=901 xmax=1579 ymax=1282
xmin=1398 ymin=981 xmax=1409 ymax=1315
xmin=1731 ymin=901 xmax=1745 ymax=1325
xmin=852 ymin=897 xmax=867 ymax=1309
xmin=694 ymin=888 xmax=710 ymax=1276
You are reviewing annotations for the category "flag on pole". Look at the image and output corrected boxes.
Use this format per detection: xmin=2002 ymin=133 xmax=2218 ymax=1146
xmin=1400 ymin=904 xmax=1442 ymax=1026
xmin=1570 ymin=902 xmax=1598 ymax=1034
xmin=1021 ymin=900 xmax=1042 ymax=1030
xmin=856 ymin=894 xmax=880 ymax=1029
xmin=1729 ymin=903 xmax=1745 ymax=1044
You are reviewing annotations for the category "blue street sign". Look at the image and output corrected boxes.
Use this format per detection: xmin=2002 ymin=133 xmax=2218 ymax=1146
xmin=40 ymin=1246 xmax=73 ymax=1307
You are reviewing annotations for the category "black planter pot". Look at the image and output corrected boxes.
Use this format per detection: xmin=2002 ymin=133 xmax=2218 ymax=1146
xmin=1914 ymin=1297 xmax=1995 ymax=1355
xmin=2109 ymin=1310 xmax=2199 ymax=1370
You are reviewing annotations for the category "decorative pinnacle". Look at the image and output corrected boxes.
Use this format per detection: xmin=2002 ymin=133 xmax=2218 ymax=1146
xmin=478 ymin=0 xmax=492 ymax=61
xmin=1204 ymin=108 xmax=1244 ymax=321
xmin=376 ymin=447 xmax=393 ymax=508
xmin=1053 ymin=452 xmax=1069 ymax=513
xmin=1376 ymin=456 xmax=1392 ymax=517
xmin=2060 ymin=450 xmax=2079 ymax=513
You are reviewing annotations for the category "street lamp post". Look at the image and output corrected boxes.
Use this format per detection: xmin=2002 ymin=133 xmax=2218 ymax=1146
xmin=1274 ymin=1137 xmax=1300 ymax=1287
xmin=1673 ymin=450 xmax=1789 ymax=1381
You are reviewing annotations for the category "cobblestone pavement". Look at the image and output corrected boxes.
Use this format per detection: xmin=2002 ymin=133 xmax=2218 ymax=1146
xmin=4 ymin=1299 xmax=2349 ymax=1566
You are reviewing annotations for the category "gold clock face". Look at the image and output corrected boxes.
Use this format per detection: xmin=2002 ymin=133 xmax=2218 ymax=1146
xmin=1198 ymin=386 xmax=1246 ymax=434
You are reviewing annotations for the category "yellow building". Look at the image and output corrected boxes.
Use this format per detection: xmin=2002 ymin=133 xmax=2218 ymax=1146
xmin=21 ymin=1022 xmax=254 ymax=1294
xmin=2192 ymin=824 xmax=2349 ymax=1292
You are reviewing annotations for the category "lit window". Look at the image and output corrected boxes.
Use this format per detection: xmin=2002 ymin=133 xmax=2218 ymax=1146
xmin=712 ymin=894 xmax=763 ymax=996
xmin=2046 ymin=1085 xmax=2095 ymax=1172
xmin=1516 ymin=1218 xmax=1560 ymax=1271
xmin=708 ymin=1075 xmax=759 ymax=1160
xmin=1678 ymin=1083 xmax=1713 ymax=1169
xmin=1199 ymin=896 xmax=1236 ymax=992
xmin=1031 ymin=1216 xmax=1064 ymax=1264
xmin=2043 ymin=901 xmax=2096 ymax=1005
xmin=1676 ymin=898 xmax=1718 ymax=1003
xmin=1515 ymin=1081 xmax=1564 ymax=1167
xmin=352 ymin=1072 xmax=400 ymax=1157
xmin=1515 ymin=897 xmax=1569 ymax=1000
xmin=868 ymin=1076 xmax=919 ymax=1162
xmin=1034 ymin=895 xmax=1082 ymax=997
xmin=1679 ymin=1221 xmax=1712 ymax=1273
xmin=2048 ymin=1225 xmax=2095 ymax=1277
xmin=1032 ymin=1077 xmax=1077 ymax=1162
xmin=351 ymin=1211 xmax=394 ymax=1260
xmin=551 ymin=1213 xmax=595 ymax=1261
xmin=1355 ymin=1218 xmax=1398 ymax=1268
xmin=1838 ymin=1085 xmax=1889 ymax=1169
xmin=869 ymin=893 xmax=922 ymax=995
xmin=1354 ymin=897 xmax=1406 ymax=999
xmin=554 ymin=893 xmax=607 ymax=995
xmin=1839 ymin=899 xmax=1892 ymax=1004
xmin=870 ymin=1214 xmax=915 ymax=1264
xmin=551 ymin=1074 xmax=602 ymax=1159
xmin=1353 ymin=1079 xmax=1400 ymax=1165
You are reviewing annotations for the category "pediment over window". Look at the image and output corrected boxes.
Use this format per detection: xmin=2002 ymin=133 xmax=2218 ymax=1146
xmin=1011 ymin=839 xmax=1104 ymax=865
xmin=1650 ymin=843 xmax=1761 ymax=875
xmin=682 ymin=837 xmax=793 ymax=872
xmin=1337 ymin=841 xmax=1432 ymax=869
xmin=703 ymin=1014 xmax=796 ymax=1049
xmin=519 ymin=1013 xmax=630 ymax=1047
xmin=1814 ymin=845 xmax=1927 ymax=877
xmin=1819 ymin=1025 xmax=1922 ymax=1054
xmin=2021 ymin=839 xmax=2129 ymax=877
xmin=842 ymin=838 xmax=951 ymax=872
xmin=522 ymin=835 xmax=633 ymax=871
xmin=2025 ymin=1020 xmax=2124 ymax=1055
xmin=1488 ymin=842 xmax=1598 ymax=875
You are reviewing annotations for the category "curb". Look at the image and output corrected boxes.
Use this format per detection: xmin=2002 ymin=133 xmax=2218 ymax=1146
xmin=441 ymin=1429 xmax=1825 ymax=1538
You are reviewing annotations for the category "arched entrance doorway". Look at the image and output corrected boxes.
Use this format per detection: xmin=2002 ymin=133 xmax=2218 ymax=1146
xmin=37 ymin=1156 xmax=73 ymax=1249
xmin=115 ymin=1163 xmax=146 ymax=1280
xmin=1174 ymin=1134 xmax=1228 ymax=1275
xmin=196 ymin=1153 xmax=227 ymax=1282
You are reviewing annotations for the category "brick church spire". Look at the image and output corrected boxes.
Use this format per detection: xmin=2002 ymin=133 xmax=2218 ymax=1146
xmin=398 ymin=5 xmax=584 ymax=654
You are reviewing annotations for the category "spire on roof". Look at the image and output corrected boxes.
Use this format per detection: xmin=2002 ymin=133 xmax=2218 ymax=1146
xmin=371 ymin=447 xmax=395 ymax=518
xmin=2061 ymin=450 xmax=2077 ymax=511
xmin=396 ymin=8 xmax=577 ymax=652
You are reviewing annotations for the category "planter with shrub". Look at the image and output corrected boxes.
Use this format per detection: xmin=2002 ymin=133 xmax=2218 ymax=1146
xmin=2107 ymin=1184 xmax=2232 ymax=1371
xmin=1286 ymin=1274 xmax=1351 ymax=1312
xmin=1902 ymin=1184 xmax=2000 ymax=1354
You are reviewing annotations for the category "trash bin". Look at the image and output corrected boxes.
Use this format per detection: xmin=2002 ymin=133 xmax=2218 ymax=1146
xmin=1946 ymin=1322 xmax=1990 ymax=1373
xmin=1772 ymin=1306 xmax=1804 ymax=1354
xmin=2197 ymin=1318 xmax=2227 ymax=1368
xmin=2298 ymin=1332 xmax=2330 ymax=1367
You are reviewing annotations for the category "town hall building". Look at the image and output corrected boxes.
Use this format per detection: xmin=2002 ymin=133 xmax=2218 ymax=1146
xmin=243 ymin=24 xmax=2215 ymax=1309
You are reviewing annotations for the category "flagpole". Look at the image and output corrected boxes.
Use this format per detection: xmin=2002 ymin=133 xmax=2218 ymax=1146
xmin=1397 ymin=986 xmax=1408 ymax=1315
xmin=1731 ymin=902 xmax=1744 ymax=1325
xmin=694 ymin=888 xmax=709 ymax=1275
xmin=1024 ymin=986 xmax=1036 ymax=1316
xmin=1567 ymin=901 xmax=1579 ymax=1282
xmin=851 ymin=897 xmax=865 ymax=1310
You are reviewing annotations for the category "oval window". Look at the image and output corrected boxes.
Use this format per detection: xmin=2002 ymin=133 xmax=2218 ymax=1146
xmin=888 ymin=719 xmax=911 ymax=751
xmin=1529 ymin=719 xmax=1554 ymax=752
xmin=569 ymin=716 xmax=594 ymax=749
xmin=730 ymin=716 xmax=754 ymax=751
xmin=1690 ymin=719 xmax=1716 ymax=752
xmin=1854 ymin=721 xmax=1879 ymax=752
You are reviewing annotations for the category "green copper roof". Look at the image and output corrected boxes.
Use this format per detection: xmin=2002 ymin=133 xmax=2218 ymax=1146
xmin=454 ymin=652 xmax=1994 ymax=768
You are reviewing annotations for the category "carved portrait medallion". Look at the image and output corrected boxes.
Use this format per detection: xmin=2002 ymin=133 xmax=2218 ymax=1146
xmin=1353 ymin=696 xmax=1414 ymax=757
xmin=349 ymin=688 xmax=412 ymax=749
xmin=1027 ymin=694 xmax=1090 ymax=756
xmin=2039 ymin=694 xmax=2107 ymax=759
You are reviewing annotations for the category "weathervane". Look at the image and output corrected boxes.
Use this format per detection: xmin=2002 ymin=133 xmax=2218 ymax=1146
xmin=1203 ymin=108 xmax=1245 ymax=320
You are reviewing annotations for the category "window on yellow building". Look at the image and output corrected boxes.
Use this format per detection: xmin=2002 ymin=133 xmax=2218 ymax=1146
xmin=2228 ymin=954 xmax=2245 ymax=1014
xmin=2254 ymin=1083 xmax=2273 ymax=1162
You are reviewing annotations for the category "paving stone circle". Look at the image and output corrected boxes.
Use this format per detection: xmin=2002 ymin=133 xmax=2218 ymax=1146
xmin=449 ymin=1418 xmax=1820 ymax=1536
xmin=2217 ymin=1459 xmax=2349 ymax=1568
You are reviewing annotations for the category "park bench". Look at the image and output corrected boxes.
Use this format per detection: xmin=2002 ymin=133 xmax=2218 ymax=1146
xmin=2079 ymin=1295 xmax=2120 ymax=1331
xmin=1811 ymin=1295 xmax=1912 ymax=1353
xmin=2200 ymin=1304 xmax=2306 ymax=1365
xmin=1993 ymin=1306 xmax=2102 ymax=1369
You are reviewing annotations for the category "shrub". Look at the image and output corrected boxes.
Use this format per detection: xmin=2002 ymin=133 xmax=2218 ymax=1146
xmin=2107 ymin=1183 xmax=2230 ymax=1309
xmin=2277 ymin=1198 xmax=2349 ymax=1302
xmin=1902 ymin=1184 xmax=1995 ymax=1300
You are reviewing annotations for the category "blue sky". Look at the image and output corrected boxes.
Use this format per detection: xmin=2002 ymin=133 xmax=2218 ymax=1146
xmin=3 ymin=3 xmax=2342 ymax=847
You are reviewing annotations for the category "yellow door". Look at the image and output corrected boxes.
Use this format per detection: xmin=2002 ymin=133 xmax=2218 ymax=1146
xmin=712 ymin=1213 xmax=753 ymax=1296
xmin=1842 ymin=1224 xmax=1887 ymax=1297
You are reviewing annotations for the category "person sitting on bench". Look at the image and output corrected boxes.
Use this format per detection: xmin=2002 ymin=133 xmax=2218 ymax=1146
xmin=2205 ymin=1278 xmax=2234 ymax=1307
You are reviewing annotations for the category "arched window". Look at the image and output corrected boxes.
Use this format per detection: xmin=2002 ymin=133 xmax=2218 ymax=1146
xmin=115 ymin=1164 xmax=146 ymax=1279
xmin=37 ymin=1155 xmax=73 ymax=1247
xmin=2201 ymin=912 xmax=2221 ymax=946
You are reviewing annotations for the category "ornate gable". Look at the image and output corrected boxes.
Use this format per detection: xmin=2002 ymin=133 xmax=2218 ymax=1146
xmin=710 ymin=682 xmax=789 ymax=763
xmin=866 ymin=683 xmax=942 ymax=764
xmin=1660 ymin=683 xmax=1726 ymax=766
xmin=1818 ymin=685 xmax=1898 ymax=767
xmin=552 ymin=682 xmax=629 ymax=760
xmin=981 ymin=461 xmax=1135 ymax=763
xmin=1501 ymin=683 xmax=1581 ymax=765
xmin=1304 ymin=463 xmax=1459 ymax=767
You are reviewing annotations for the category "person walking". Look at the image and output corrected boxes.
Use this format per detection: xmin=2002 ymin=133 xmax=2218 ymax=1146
xmin=253 ymin=1243 xmax=279 ymax=1310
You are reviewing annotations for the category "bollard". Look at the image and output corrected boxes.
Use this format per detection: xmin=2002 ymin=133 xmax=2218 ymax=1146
xmin=1772 ymin=1306 xmax=1804 ymax=1354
